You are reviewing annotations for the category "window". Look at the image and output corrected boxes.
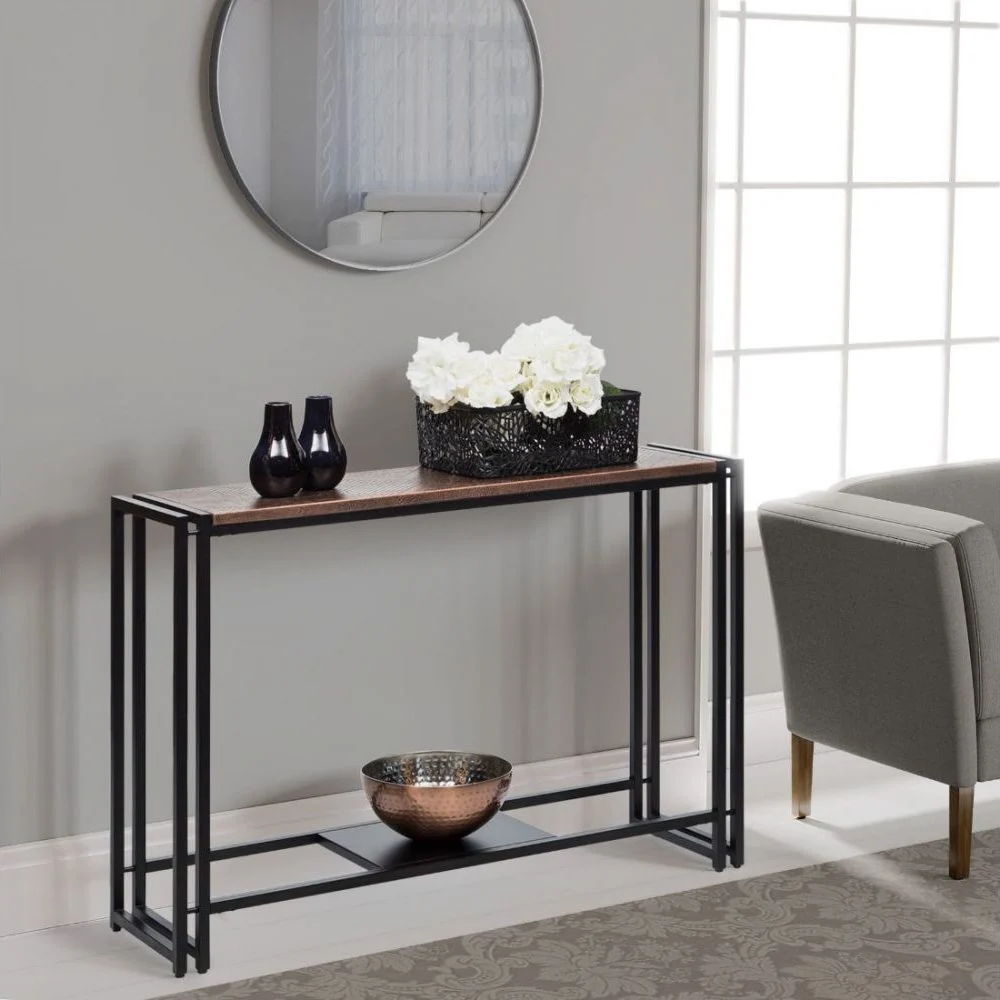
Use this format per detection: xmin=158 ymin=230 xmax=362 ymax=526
xmin=708 ymin=1 xmax=1000 ymax=509
xmin=318 ymin=0 xmax=536 ymax=218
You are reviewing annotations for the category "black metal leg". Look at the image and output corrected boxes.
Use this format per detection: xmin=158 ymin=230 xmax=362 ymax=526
xmin=172 ymin=526 xmax=189 ymax=978
xmin=132 ymin=518 xmax=147 ymax=910
xmin=645 ymin=490 xmax=661 ymax=818
xmin=628 ymin=491 xmax=644 ymax=821
xmin=110 ymin=507 xmax=125 ymax=928
xmin=728 ymin=461 xmax=745 ymax=867
xmin=711 ymin=474 xmax=728 ymax=873
xmin=195 ymin=529 xmax=211 ymax=973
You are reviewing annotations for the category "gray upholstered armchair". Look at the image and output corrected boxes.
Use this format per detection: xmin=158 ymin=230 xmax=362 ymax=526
xmin=759 ymin=461 xmax=1000 ymax=879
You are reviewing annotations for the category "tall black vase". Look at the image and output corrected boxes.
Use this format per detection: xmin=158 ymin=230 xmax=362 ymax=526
xmin=299 ymin=395 xmax=348 ymax=491
xmin=249 ymin=402 xmax=308 ymax=498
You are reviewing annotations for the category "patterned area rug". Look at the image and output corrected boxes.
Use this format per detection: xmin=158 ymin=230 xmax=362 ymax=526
xmin=164 ymin=829 xmax=1000 ymax=999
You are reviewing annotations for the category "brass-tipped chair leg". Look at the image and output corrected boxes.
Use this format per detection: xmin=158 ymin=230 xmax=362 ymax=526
xmin=791 ymin=734 xmax=814 ymax=819
xmin=949 ymin=786 xmax=974 ymax=880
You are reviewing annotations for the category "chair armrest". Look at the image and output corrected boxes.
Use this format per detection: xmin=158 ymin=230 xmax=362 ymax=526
xmin=759 ymin=491 xmax=1000 ymax=787
xmin=326 ymin=211 xmax=384 ymax=248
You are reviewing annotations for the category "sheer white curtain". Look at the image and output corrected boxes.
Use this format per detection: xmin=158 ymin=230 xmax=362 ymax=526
xmin=318 ymin=0 xmax=536 ymax=220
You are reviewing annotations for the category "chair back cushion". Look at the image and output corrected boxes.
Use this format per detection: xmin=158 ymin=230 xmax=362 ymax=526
xmin=836 ymin=461 xmax=1000 ymax=556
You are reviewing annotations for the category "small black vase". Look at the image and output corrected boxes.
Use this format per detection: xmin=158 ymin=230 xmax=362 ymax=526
xmin=249 ymin=402 xmax=308 ymax=498
xmin=299 ymin=395 xmax=348 ymax=491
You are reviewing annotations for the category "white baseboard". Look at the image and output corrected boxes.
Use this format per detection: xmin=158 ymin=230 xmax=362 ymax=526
xmin=0 ymin=737 xmax=699 ymax=939
xmin=741 ymin=690 xmax=834 ymax=768
xmin=745 ymin=691 xmax=785 ymax=714
xmin=742 ymin=690 xmax=791 ymax=767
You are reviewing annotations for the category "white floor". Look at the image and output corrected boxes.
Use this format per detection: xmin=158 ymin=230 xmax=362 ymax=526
xmin=3 ymin=750 xmax=999 ymax=1000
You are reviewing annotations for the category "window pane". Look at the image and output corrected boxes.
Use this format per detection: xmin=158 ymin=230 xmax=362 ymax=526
xmin=854 ymin=25 xmax=952 ymax=181
xmin=741 ymin=190 xmax=846 ymax=349
xmin=711 ymin=356 xmax=734 ymax=456
xmin=949 ymin=343 xmax=1000 ymax=460
xmin=952 ymin=189 xmax=1000 ymax=339
xmin=956 ymin=28 xmax=1000 ymax=180
xmin=746 ymin=0 xmax=850 ymax=12
xmin=714 ymin=17 xmax=740 ymax=184
xmin=712 ymin=190 xmax=737 ymax=350
xmin=850 ymin=189 xmax=949 ymax=342
xmin=743 ymin=20 xmax=850 ymax=182
xmin=846 ymin=346 xmax=944 ymax=476
xmin=718 ymin=0 xmax=740 ymax=11
xmin=960 ymin=0 xmax=999 ymax=22
xmin=739 ymin=352 xmax=842 ymax=506
xmin=857 ymin=0 xmax=955 ymax=18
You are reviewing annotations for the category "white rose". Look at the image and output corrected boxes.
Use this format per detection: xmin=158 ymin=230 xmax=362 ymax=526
xmin=524 ymin=380 xmax=570 ymax=420
xmin=411 ymin=323 xmax=610 ymax=416
xmin=486 ymin=352 xmax=525 ymax=394
xmin=452 ymin=351 xmax=523 ymax=409
xmin=464 ymin=376 xmax=513 ymax=409
xmin=500 ymin=323 xmax=544 ymax=364
xmin=450 ymin=348 xmax=488 ymax=392
xmin=569 ymin=374 xmax=604 ymax=416
xmin=509 ymin=317 xmax=606 ymax=385
xmin=521 ymin=358 xmax=542 ymax=389
xmin=587 ymin=344 xmax=606 ymax=374
xmin=532 ymin=332 xmax=593 ymax=382
xmin=406 ymin=333 xmax=470 ymax=411
xmin=454 ymin=351 xmax=495 ymax=407
xmin=533 ymin=316 xmax=578 ymax=342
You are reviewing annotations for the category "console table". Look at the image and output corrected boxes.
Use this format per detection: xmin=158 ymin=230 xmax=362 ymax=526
xmin=110 ymin=444 xmax=744 ymax=977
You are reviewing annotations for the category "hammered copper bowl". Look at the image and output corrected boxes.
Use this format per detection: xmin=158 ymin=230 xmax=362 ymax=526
xmin=361 ymin=751 xmax=513 ymax=841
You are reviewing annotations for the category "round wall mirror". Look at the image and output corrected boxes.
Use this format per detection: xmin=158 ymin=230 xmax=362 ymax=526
xmin=211 ymin=0 xmax=542 ymax=271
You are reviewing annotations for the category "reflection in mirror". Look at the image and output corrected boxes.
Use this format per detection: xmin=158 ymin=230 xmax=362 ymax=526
xmin=213 ymin=0 xmax=542 ymax=270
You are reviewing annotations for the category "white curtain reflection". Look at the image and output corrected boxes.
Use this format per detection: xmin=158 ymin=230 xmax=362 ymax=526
xmin=318 ymin=0 xmax=536 ymax=222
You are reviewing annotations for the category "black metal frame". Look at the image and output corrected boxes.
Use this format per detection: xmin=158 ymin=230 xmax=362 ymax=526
xmin=110 ymin=447 xmax=744 ymax=977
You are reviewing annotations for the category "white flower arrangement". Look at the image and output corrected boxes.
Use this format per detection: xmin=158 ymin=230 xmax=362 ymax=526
xmin=407 ymin=317 xmax=608 ymax=420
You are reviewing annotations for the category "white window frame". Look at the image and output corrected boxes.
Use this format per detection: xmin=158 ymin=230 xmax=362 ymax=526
xmin=700 ymin=0 xmax=1000 ymax=543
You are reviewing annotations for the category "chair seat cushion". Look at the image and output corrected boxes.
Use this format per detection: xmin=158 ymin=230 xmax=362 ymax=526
xmin=978 ymin=716 xmax=1000 ymax=781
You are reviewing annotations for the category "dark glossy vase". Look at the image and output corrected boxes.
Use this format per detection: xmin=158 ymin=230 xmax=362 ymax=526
xmin=299 ymin=395 xmax=348 ymax=491
xmin=249 ymin=402 xmax=308 ymax=498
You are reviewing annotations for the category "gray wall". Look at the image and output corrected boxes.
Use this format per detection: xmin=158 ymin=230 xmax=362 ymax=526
xmin=0 ymin=0 xmax=705 ymax=847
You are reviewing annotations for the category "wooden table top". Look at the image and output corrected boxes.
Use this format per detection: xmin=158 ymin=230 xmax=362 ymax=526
xmin=138 ymin=446 xmax=717 ymax=528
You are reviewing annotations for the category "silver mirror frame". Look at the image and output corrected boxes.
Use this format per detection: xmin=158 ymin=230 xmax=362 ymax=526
xmin=209 ymin=0 xmax=543 ymax=273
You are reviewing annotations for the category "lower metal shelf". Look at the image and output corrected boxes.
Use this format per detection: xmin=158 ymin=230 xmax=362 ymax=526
xmin=200 ymin=808 xmax=718 ymax=914
xmin=318 ymin=813 xmax=552 ymax=872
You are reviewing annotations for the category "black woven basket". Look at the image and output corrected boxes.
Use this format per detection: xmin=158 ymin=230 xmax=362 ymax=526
xmin=416 ymin=389 xmax=640 ymax=479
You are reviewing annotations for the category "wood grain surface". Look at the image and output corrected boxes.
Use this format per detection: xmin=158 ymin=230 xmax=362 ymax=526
xmin=949 ymin=785 xmax=974 ymax=879
xmin=140 ymin=447 xmax=717 ymax=526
